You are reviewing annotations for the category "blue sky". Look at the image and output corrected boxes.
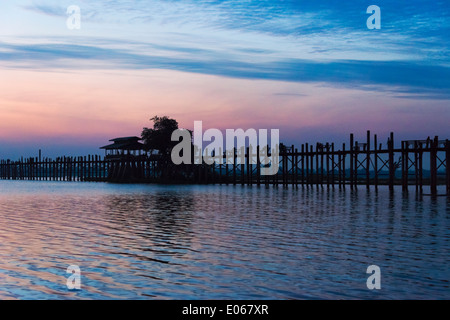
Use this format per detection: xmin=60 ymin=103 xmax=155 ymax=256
xmin=2 ymin=0 xmax=449 ymax=89
xmin=0 ymin=0 xmax=449 ymax=158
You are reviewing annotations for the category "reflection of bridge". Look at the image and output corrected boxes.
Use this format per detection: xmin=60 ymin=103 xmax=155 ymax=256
xmin=0 ymin=131 xmax=449 ymax=195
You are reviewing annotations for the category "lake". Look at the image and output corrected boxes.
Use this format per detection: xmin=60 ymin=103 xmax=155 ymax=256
xmin=0 ymin=181 xmax=448 ymax=299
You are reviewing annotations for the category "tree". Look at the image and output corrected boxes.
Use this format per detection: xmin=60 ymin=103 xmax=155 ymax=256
xmin=141 ymin=116 xmax=179 ymax=156
xmin=141 ymin=115 xmax=194 ymax=181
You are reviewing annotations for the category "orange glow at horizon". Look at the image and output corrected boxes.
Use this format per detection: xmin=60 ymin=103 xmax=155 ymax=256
xmin=0 ymin=67 xmax=315 ymax=141
xmin=1 ymin=67 xmax=448 ymax=150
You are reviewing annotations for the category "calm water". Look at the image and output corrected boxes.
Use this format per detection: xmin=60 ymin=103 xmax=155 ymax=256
xmin=0 ymin=181 xmax=448 ymax=299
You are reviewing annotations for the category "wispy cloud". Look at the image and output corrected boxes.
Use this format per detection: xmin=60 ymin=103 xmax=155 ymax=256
xmin=274 ymin=93 xmax=308 ymax=97
xmin=16 ymin=0 xmax=448 ymax=62
xmin=1 ymin=40 xmax=449 ymax=99
xmin=0 ymin=0 xmax=449 ymax=98
xmin=22 ymin=3 xmax=67 ymax=17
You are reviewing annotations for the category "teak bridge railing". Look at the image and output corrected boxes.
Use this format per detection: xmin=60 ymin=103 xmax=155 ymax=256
xmin=1 ymin=132 xmax=449 ymax=195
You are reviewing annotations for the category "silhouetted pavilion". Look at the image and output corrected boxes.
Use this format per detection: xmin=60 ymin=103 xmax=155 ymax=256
xmin=100 ymin=136 xmax=145 ymax=159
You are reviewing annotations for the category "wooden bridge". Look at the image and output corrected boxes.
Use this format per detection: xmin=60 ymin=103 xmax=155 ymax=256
xmin=1 ymin=131 xmax=449 ymax=195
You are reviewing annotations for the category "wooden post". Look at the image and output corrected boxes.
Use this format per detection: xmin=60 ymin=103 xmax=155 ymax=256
xmin=31 ymin=158 xmax=35 ymax=180
xmin=405 ymin=142 xmax=409 ymax=191
xmin=59 ymin=156 xmax=63 ymax=181
xmin=338 ymin=149 xmax=342 ymax=189
xmin=219 ymin=153 xmax=223 ymax=185
xmin=295 ymin=148 xmax=298 ymax=187
xmin=246 ymin=146 xmax=250 ymax=186
xmin=88 ymin=155 xmax=92 ymax=180
xmin=233 ymin=148 xmax=236 ymax=185
xmin=272 ymin=145 xmax=277 ymax=186
xmin=241 ymin=147 xmax=245 ymax=186
xmin=283 ymin=147 xmax=287 ymax=187
xmin=374 ymin=134 xmax=378 ymax=190
xmin=315 ymin=143 xmax=319 ymax=187
xmin=342 ymin=143 xmax=346 ymax=188
xmin=256 ymin=146 xmax=260 ymax=186
xmin=225 ymin=152 xmax=229 ymax=186
xmin=75 ymin=157 xmax=78 ymax=181
xmin=34 ymin=157 xmax=39 ymax=180
xmin=305 ymin=143 xmax=309 ymax=186
xmin=69 ymin=157 xmax=72 ymax=181
xmin=310 ymin=145 xmax=314 ymax=187
xmin=248 ymin=146 xmax=254 ymax=186
xmin=401 ymin=141 xmax=407 ymax=191
xmin=414 ymin=142 xmax=419 ymax=192
xmin=389 ymin=132 xmax=395 ymax=191
xmin=61 ymin=156 xmax=67 ymax=181
xmin=331 ymin=143 xmax=335 ymax=188
xmin=366 ymin=130 xmax=370 ymax=190
xmin=292 ymin=145 xmax=295 ymax=187
xmin=285 ymin=147 xmax=288 ymax=186
xmin=63 ymin=156 xmax=67 ymax=181
xmin=350 ymin=134 xmax=354 ymax=190
xmin=320 ymin=144 xmax=324 ymax=187
xmin=419 ymin=142 xmax=425 ymax=194
xmin=83 ymin=156 xmax=87 ymax=181
xmin=66 ymin=157 xmax=72 ymax=181
xmin=354 ymin=142 xmax=358 ymax=188
xmin=430 ymin=136 xmax=438 ymax=195
xmin=301 ymin=144 xmax=305 ymax=186
xmin=95 ymin=155 xmax=98 ymax=180
xmin=446 ymin=140 xmax=450 ymax=195
xmin=323 ymin=143 xmax=328 ymax=188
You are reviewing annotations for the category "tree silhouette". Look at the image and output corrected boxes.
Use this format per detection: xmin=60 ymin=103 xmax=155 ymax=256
xmin=141 ymin=116 xmax=179 ymax=157
xmin=141 ymin=115 xmax=194 ymax=181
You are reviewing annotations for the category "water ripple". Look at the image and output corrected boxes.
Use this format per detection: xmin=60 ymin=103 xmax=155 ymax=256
xmin=0 ymin=181 xmax=449 ymax=299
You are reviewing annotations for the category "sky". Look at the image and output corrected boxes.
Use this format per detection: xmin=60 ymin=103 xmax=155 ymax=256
xmin=0 ymin=0 xmax=449 ymax=159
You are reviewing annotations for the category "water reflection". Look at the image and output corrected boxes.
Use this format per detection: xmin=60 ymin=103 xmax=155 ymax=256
xmin=0 ymin=182 xmax=448 ymax=299
xmin=103 ymin=192 xmax=195 ymax=243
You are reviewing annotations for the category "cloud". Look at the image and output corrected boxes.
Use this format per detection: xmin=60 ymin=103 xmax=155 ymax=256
xmin=22 ymin=3 xmax=67 ymax=17
xmin=12 ymin=0 xmax=450 ymax=65
xmin=0 ymin=0 xmax=446 ymax=100
xmin=274 ymin=93 xmax=308 ymax=97
xmin=1 ymin=41 xmax=450 ymax=99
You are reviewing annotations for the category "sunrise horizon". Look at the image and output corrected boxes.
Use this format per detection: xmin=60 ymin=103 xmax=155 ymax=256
xmin=1 ymin=1 xmax=449 ymax=159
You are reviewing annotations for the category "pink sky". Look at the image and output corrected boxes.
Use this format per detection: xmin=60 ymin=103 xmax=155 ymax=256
xmin=0 ymin=67 xmax=449 ymax=159
xmin=0 ymin=1 xmax=449 ymax=159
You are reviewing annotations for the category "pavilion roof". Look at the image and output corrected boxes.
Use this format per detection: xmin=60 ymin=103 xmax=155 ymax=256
xmin=100 ymin=136 xmax=145 ymax=150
